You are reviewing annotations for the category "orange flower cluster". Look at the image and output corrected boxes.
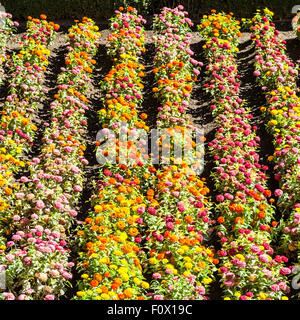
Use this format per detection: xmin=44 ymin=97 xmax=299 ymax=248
xmin=143 ymin=6 xmax=216 ymax=300
xmin=75 ymin=8 xmax=152 ymax=300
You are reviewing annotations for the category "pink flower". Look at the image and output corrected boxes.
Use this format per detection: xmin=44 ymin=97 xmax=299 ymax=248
xmin=274 ymin=189 xmax=283 ymax=197
xmin=259 ymin=254 xmax=269 ymax=263
xmin=148 ymin=207 xmax=156 ymax=215
xmin=15 ymin=192 xmax=25 ymax=199
xmin=3 ymin=292 xmax=15 ymax=300
xmin=73 ymin=185 xmax=82 ymax=192
xmin=36 ymin=200 xmax=45 ymax=210
xmin=6 ymin=254 xmax=14 ymax=262
xmin=69 ymin=210 xmax=77 ymax=217
xmin=216 ymin=194 xmax=224 ymax=202
xmin=271 ymin=284 xmax=280 ymax=291
xmin=153 ymin=273 xmax=161 ymax=279
xmin=166 ymin=222 xmax=174 ymax=230
xmin=20 ymin=176 xmax=29 ymax=183
xmin=224 ymin=280 xmax=234 ymax=286
xmin=54 ymin=201 xmax=64 ymax=210
xmin=137 ymin=206 xmax=145 ymax=214
xmin=280 ymin=267 xmax=291 ymax=275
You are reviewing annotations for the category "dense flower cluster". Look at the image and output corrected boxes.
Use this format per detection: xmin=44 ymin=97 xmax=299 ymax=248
xmin=143 ymin=5 xmax=216 ymax=300
xmin=0 ymin=17 xmax=100 ymax=300
xmin=0 ymin=5 xmax=18 ymax=83
xmin=75 ymin=7 xmax=152 ymax=300
xmin=0 ymin=4 xmax=297 ymax=301
xmin=0 ymin=15 xmax=58 ymax=246
xmin=199 ymin=10 xmax=291 ymax=300
xmin=250 ymin=9 xmax=299 ymax=278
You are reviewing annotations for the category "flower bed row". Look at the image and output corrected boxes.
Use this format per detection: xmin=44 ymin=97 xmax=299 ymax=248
xmin=0 ymin=15 xmax=58 ymax=246
xmin=250 ymin=9 xmax=299 ymax=285
xmin=199 ymin=10 xmax=291 ymax=300
xmin=0 ymin=17 xmax=101 ymax=300
xmin=74 ymin=7 xmax=152 ymax=300
xmin=143 ymin=5 xmax=216 ymax=300
xmin=0 ymin=6 xmax=17 ymax=84
xmin=1 ymin=15 xmax=58 ymax=170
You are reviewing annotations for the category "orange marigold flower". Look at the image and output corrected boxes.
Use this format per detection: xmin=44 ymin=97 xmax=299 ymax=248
xmin=94 ymin=273 xmax=103 ymax=282
xmin=140 ymin=113 xmax=147 ymax=120
xmin=217 ymin=216 xmax=225 ymax=223
xmin=234 ymin=204 xmax=244 ymax=214
xmin=111 ymin=284 xmax=119 ymax=291
xmin=89 ymin=279 xmax=98 ymax=287
xmin=116 ymin=221 xmax=126 ymax=229
xmin=235 ymin=217 xmax=244 ymax=225
xmin=121 ymin=244 xmax=132 ymax=253
xmin=271 ymin=221 xmax=278 ymax=227
xmin=258 ymin=211 xmax=265 ymax=219
xmin=101 ymin=286 xmax=108 ymax=293
xmin=129 ymin=227 xmax=138 ymax=237
xmin=114 ymin=278 xmax=123 ymax=286
xmin=185 ymin=215 xmax=193 ymax=224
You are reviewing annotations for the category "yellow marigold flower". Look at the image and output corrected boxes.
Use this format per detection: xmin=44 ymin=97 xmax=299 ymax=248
xmin=109 ymin=264 xmax=118 ymax=270
xmin=268 ymin=119 xmax=277 ymax=126
xmin=149 ymin=258 xmax=157 ymax=264
xmin=140 ymin=282 xmax=149 ymax=290
xmin=259 ymin=292 xmax=266 ymax=300
xmin=114 ymin=250 xmax=123 ymax=256
xmin=184 ymin=262 xmax=193 ymax=269
xmin=99 ymin=257 xmax=110 ymax=264
xmin=236 ymin=254 xmax=245 ymax=261
xmin=119 ymin=233 xmax=128 ymax=242
xmin=203 ymin=278 xmax=212 ymax=285
xmin=177 ymin=248 xmax=184 ymax=255
xmin=101 ymin=293 xmax=110 ymax=300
